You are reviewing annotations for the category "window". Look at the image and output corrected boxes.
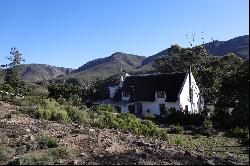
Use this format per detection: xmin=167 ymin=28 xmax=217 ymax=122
xmin=122 ymin=91 xmax=129 ymax=97
xmin=156 ymin=91 xmax=165 ymax=98
xmin=159 ymin=104 xmax=166 ymax=115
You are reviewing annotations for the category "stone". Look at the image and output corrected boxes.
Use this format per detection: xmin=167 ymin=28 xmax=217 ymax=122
xmin=184 ymin=150 xmax=192 ymax=156
xmin=55 ymin=159 xmax=64 ymax=164
xmin=80 ymin=152 xmax=86 ymax=156
xmin=68 ymin=160 xmax=79 ymax=165
xmin=99 ymin=155 xmax=104 ymax=158
xmin=226 ymin=152 xmax=238 ymax=162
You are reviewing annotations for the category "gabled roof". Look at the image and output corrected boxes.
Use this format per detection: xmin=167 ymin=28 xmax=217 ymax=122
xmin=113 ymin=72 xmax=187 ymax=102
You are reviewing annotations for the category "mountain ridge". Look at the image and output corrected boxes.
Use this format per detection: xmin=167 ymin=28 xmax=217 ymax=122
xmin=0 ymin=35 xmax=248 ymax=84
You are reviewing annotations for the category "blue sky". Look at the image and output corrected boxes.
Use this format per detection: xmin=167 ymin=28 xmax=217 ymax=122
xmin=0 ymin=0 xmax=249 ymax=69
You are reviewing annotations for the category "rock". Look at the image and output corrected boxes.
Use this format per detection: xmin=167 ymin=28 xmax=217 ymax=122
xmin=26 ymin=143 xmax=38 ymax=151
xmin=134 ymin=140 xmax=150 ymax=147
xmin=5 ymin=114 xmax=12 ymax=119
xmin=80 ymin=152 xmax=86 ymax=156
xmin=226 ymin=152 xmax=238 ymax=162
xmin=184 ymin=150 xmax=192 ymax=156
xmin=99 ymin=155 xmax=104 ymax=158
xmin=28 ymin=135 xmax=34 ymax=141
xmin=25 ymin=128 xmax=31 ymax=133
xmin=68 ymin=160 xmax=79 ymax=165
xmin=89 ymin=129 xmax=95 ymax=133
xmin=55 ymin=159 xmax=64 ymax=164
xmin=141 ymin=152 xmax=150 ymax=159
xmin=144 ymin=148 xmax=153 ymax=154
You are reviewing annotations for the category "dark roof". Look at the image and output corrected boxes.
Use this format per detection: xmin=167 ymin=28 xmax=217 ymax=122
xmin=113 ymin=72 xmax=187 ymax=102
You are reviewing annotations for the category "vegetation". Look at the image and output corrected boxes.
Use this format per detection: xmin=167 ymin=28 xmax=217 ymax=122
xmin=0 ymin=42 xmax=249 ymax=164
xmin=37 ymin=134 xmax=60 ymax=149
xmin=169 ymin=124 xmax=184 ymax=134
xmin=154 ymin=45 xmax=249 ymax=132
xmin=227 ymin=127 xmax=249 ymax=143
xmin=154 ymin=45 xmax=243 ymax=105
xmin=9 ymin=154 xmax=54 ymax=165
xmin=0 ymin=147 xmax=15 ymax=161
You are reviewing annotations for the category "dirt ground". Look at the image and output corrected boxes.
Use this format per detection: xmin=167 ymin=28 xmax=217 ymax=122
xmin=0 ymin=101 xmax=248 ymax=165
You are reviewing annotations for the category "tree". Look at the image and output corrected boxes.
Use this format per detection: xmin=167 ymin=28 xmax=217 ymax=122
xmin=215 ymin=60 xmax=249 ymax=128
xmin=154 ymin=45 xmax=243 ymax=104
xmin=4 ymin=47 xmax=25 ymax=95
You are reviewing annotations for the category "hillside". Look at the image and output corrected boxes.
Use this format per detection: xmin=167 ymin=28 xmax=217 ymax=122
xmin=0 ymin=64 xmax=73 ymax=83
xmin=0 ymin=101 xmax=248 ymax=165
xmin=65 ymin=52 xmax=147 ymax=84
xmin=203 ymin=35 xmax=249 ymax=59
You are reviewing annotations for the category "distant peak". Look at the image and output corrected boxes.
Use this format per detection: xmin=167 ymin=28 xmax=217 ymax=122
xmin=111 ymin=52 xmax=126 ymax=56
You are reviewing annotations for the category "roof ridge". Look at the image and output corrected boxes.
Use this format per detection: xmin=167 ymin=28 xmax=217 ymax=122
xmin=127 ymin=72 xmax=186 ymax=77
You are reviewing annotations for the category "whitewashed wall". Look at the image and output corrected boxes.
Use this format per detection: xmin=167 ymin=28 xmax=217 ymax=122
xmin=179 ymin=72 xmax=200 ymax=113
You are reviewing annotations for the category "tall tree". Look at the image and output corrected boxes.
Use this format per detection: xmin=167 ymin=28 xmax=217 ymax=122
xmin=4 ymin=47 xmax=25 ymax=95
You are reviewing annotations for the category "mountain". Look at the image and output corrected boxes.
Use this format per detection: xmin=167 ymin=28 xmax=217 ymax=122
xmin=203 ymin=35 xmax=249 ymax=59
xmin=65 ymin=52 xmax=147 ymax=84
xmin=0 ymin=64 xmax=73 ymax=83
xmin=0 ymin=35 xmax=248 ymax=84
xmin=74 ymin=52 xmax=145 ymax=73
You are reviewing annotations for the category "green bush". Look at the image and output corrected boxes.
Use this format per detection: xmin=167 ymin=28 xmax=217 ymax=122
xmin=66 ymin=106 xmax=91 ymax=125
xmin=143 ymin=113 xmax=156 ymax=122
xmin=19 ymin=106 xmax=37 ymax=116
xmin=93 ymin=104 xmax=117 ymax=113
xmin=9 ymin=154 xmax=54 ymax=165
xmin=49 ymin=147 xmax=71 ymax=160
xmin=169 ymin=124 xmax=184 ymax=134
xmin=38 ymin=134 xmax=59 ymax=149
xmin=11 ymin=96 xmax=46 ymax=107
xmin=34 ymin=99 xmax=69 ymax=122
xmin=228 ymin=127 xmax=249 ymax=142
xmin=203 ymin=118 xmax=213 ymax=129
xmin=0 ymin=147 xmax=15 ymax=161
xmin=92 ymin=112 xmax=168 ymax=140
xmin=174 ymin=135 xmax=184 ymax=147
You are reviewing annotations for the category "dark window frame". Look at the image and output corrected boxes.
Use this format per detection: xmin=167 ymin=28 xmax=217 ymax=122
xmin=156 ymin=91 xmax=165 ymax=98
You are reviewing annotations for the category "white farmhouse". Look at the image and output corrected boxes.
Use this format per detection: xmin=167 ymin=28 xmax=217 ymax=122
xmin=102 ymin=68 xmax=204 ymax=115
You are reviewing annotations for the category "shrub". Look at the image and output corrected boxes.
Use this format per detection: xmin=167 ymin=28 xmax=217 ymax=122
xmin=49 ymin=147 xmax=71 ymax=160
xmin=93 ymin=104 xmax=117 ymax=113
xmin=228 ymin=127 xmax=249 ymax=142
xmin=38 ymin=134 xmax=59 ymax=149
xmin=11 ymin=96 xmax=46 ymax=107
xmin=203 ymin=118 xmax=213 ymax=129
xmin=34 ymin=99 xmax=69 ymax=122
xmin=162 ymin=110 xmax=205 ymax=126
xmin=143 ymin=113 xmax=156 ymax=123
xmin=169 ymin=124 xmax=184 ymax=134
xmin=93 ymin=112 xmax=168 ymax=140
xmin=0 ymin=147 xmax=15 ymax=161
xmin=9 ymin=154 xmax=54 ymax=165
xmin=19 ymin=106 xmax=37 ymax=116
xmin=66 ymin=106 xmax=91 ymax=125
xmin=174 ymin=135 xmax=184 ymax=147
